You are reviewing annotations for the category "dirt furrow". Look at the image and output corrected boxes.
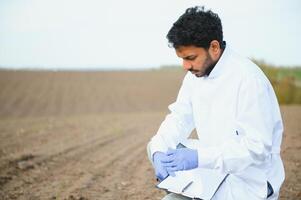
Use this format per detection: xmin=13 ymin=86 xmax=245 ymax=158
xmin=38 ymin=133 xmax=146 ymax=199
xmin=0 ymin=114 xmax=121 ymax=161
xmin=60 ymin=137 xmax=148 ymax=199
xmin=0 ymin=125 xmax=131 ymax=188
xmin=1 ymin=126 xmax=149 ymax=199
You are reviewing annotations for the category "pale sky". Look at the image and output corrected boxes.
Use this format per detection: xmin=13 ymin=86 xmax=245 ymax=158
xmin=0 ymin=0 xmax=300 ymax=70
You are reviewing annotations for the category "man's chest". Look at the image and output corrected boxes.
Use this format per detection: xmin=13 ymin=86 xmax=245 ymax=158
xmin=190 ymin=77 xmax=241 ymax=144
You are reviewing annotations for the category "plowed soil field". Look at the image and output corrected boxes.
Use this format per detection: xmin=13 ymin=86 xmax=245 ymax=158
xmin=0 ymin=70 xmax=300 ymax=200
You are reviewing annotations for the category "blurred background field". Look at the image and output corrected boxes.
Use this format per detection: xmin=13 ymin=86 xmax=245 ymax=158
xmin=253 ymin=61 xmax=301 ymax=105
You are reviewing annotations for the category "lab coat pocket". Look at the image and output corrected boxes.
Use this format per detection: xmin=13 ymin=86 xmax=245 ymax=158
xmin=226 ymin=129 xmax=243 ymax=146
xmin=233 ymin=130 xmax=242 ymax=141
xmin=220 ymin=129 xmax=245 ymax=173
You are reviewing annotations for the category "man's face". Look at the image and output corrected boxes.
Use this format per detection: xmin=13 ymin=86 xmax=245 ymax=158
xmin=175 ymin=45 xmax=218 ymax=78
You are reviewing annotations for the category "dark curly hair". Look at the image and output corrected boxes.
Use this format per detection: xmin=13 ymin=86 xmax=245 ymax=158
xmin=167 ymin=6 xmax=223 ymax=49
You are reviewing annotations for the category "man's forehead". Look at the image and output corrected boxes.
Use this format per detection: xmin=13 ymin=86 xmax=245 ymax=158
xmin=175 ymin=45 xmax=205 ymax=57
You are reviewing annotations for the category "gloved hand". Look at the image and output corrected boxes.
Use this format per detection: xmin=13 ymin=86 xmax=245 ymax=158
xmin=161 ymin=148 xmax=198 ymax=175
xmin=153 ymin=151 xmax=169 ymax=181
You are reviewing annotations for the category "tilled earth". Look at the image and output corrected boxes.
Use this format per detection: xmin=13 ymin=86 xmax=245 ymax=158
xmin=0 ymin=70 xmax=300 ymax=199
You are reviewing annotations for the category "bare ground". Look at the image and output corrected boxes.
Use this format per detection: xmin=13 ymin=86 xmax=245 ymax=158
xmin=0 ymin=70 xmax=300 ymax=199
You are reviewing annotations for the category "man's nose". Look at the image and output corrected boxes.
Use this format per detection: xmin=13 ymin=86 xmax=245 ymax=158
xmin=182 ymin=60 xmax=192 ymax=71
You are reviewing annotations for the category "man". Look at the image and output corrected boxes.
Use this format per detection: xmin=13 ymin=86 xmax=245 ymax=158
xmin=147 ymin=6 xmax=285 ymax=200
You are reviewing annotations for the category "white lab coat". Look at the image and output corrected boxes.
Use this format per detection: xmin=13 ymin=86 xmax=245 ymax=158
xmin=149 ymin=46 xmax=285 ymax=200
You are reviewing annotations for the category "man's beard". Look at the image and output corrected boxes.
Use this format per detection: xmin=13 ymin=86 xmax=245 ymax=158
xmin=203 ymin=58 xmax=217 ymax=77
xmin=192 ymin=52 xmax=217 ymax=78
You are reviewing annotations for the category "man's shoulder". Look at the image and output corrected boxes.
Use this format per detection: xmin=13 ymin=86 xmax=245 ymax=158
xmin=229 ymin=48 xmax=268 ymax=83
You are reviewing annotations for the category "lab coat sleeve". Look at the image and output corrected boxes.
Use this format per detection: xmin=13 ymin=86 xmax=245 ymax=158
xmin=197 ymin=74 xmax=275 ymax=173
xmin=149 ymin=72 xmax=195 ymax=159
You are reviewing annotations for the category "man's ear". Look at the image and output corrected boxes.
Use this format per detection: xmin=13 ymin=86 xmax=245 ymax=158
xmin=209 ymin=40 xmax=221 ymax=60
xmin=210 ymin=40 xmax=220 ymax=53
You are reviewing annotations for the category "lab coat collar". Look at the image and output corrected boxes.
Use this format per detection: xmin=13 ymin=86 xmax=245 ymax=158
xmin=207 ymin=43 xmax=231 ymax=79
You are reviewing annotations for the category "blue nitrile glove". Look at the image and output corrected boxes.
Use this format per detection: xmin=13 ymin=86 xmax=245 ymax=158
xmin=161 ymin=148 xmax=198 ymax=174
xmin=153 ymin=151 xmax=169 ymax=181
